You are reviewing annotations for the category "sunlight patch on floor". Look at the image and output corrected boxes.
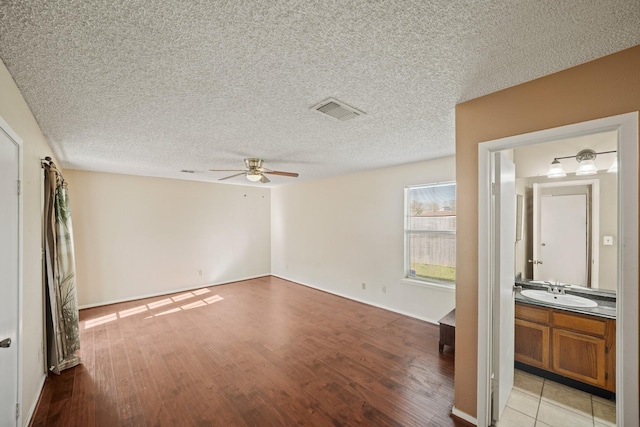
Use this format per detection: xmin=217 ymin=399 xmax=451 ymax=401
xmin=83 ymin=288 xmax=221 ymax=328
xmin=119 ymin=305 xmax=148 ymax=318
xmin=171 ymin=292 xmax=195 ymax=302
xmin=147 ymin=298 xmax=172 ymax=309
xmin=143 ymin=294 xmax=225 ymax=318
xmin=154 ymin=307 xmax=182 ymax=317
xmin=84 ymin=313 xmax=118 ymax=328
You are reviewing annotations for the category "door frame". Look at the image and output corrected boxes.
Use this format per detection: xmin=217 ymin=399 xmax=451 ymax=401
xmin=490 ymin=152 xmax=516 ymax=423
xmin=533 ymin=179 xmax=599 ymax=288
xmin=477 ymin=112 xmax=639 ymax=427
xmin=0 ymin=115 xmax=23 ymax=426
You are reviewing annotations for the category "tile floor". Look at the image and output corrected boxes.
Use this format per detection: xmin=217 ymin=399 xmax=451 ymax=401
xmin=497 ymin=370 xmax=616 ymax=427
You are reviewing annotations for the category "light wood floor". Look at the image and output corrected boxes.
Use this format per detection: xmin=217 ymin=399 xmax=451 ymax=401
xmin=30 ymin=276 xmax=463 ymax=426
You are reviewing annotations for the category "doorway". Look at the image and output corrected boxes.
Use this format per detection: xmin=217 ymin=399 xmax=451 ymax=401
xmin=539 ymin=193 xmax=588 ymax=284
xmin=0 ymin=117 xmax=22 ymax=427
xmin=533 ymin=180 xmax=599 ymax=288
xmin=477 ymin=112 xmax=639 ymax=427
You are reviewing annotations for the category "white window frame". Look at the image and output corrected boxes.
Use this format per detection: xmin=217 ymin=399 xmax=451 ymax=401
xmin=404 ymin=182 xmax=456 ymax=288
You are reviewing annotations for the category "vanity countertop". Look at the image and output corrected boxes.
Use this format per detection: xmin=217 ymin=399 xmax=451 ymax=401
xmin=515 ymin=279 xmax=616 ymax=319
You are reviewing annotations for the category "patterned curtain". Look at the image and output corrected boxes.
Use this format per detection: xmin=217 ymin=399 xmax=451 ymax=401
xmin=42 ymin=157 xmax=81 ymax=374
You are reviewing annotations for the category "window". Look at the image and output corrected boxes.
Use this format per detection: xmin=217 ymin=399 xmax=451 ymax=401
xmin=405 ymin=183 xmax=456 ymax=284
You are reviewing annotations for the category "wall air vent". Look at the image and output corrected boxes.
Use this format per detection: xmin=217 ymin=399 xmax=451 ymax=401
xmin=312 ymin=98 xmax=365 ymax=121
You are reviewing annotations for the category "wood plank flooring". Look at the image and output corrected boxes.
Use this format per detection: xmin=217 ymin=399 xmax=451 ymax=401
xmin=30 ymin=276 xmax=464 ymax=427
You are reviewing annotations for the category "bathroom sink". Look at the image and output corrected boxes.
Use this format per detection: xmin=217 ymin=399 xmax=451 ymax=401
xmin=520 ymin=289 xmax=598 ymax=308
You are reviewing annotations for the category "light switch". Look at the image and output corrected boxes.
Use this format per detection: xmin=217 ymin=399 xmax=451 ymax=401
xmin=603 ymin=236 xmax=613 ymax=246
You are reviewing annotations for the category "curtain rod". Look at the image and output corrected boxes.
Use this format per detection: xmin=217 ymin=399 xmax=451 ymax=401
xmin=41 ymin=156 xmax=67 ymax=184
xmin=41 ymin=156 xmax=57 ymax=169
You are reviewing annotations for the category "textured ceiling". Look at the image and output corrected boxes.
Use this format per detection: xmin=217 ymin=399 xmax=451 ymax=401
xmin=1 ymin=1 xmax=639 ymax=186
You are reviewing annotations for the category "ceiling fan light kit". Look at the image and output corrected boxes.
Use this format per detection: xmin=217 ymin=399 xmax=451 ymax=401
xmin=246 ymin=171 xmax=263 ymax=182
xmin=245 ymin=158 xmax=264 ymax=169
xmin=209 ymin=158 xmax=299 ymax=184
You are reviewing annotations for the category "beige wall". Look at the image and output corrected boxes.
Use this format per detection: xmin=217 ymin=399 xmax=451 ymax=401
xmin=64 ymin=170 xmax=271 ymax=307
xmin=0 ymin=60 xmax=55 ymax=423
xmin=454 ymin=45 xmax=640 ymax=417
xmin=271 ymin=157 xmax=456 ymax=323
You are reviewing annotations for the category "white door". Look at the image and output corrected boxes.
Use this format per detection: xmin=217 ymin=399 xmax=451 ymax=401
xmin=538 ymin=194 xmax=588 ymax=285
xmin=491 ymin=152 xmax=516 ymax=424
xmin=0 ymin=125 xmax=19 ymax=427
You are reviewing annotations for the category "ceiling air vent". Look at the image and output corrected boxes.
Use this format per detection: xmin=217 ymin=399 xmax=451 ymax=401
xmin=312 ymin=98 xmax=365 ymax=121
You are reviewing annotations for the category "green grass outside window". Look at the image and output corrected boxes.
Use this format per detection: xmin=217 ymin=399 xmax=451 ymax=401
xmin=410 ymin=263 xmax=455 ymax=283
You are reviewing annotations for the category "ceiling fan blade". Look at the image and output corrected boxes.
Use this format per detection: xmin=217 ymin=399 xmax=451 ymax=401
xmin=218 ymin=172 xmax=245 ymax=181
xmin=260 ymin=175 xmax=270 ymax=183
xmin=264 ymin=170 xmax=299 ymax=177
xmin=209 ymin=169 xmax=245 ymax=172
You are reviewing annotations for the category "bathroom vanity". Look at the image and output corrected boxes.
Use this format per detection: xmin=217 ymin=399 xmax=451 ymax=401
xmin=514 ymin=281 xmax=616 ymax=395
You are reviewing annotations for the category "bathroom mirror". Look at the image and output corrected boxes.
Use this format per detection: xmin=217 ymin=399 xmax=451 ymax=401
xmin=513 ymin=131 xmax=618 ymax=293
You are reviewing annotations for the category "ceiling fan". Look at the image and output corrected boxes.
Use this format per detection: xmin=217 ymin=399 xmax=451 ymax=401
xmin=210 ymin=158 xmax=299 ymax=183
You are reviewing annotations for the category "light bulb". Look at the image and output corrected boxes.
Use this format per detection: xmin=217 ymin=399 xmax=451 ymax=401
xmin=246 ymin=172 xmax=262 ymax=182
xmin=576 ymin=159 xmax=598 ymax=176
xmin=546 ymin=159 xmax=566 ymax=178
xmin=607 ymin=156 xmax=618 ymax=173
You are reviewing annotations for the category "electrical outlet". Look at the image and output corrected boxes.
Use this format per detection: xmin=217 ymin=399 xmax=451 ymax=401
xmin=382 ymin=286 xmax=387 ymax=294
xmin=362 ymin=283 xmax=366 ymax=290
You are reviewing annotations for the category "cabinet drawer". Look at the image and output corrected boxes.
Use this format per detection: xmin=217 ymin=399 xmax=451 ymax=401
xmin=515 ymin=304 xmax=549 ymax=324
xmin=552 ymin=312 xmax=606 ymax=337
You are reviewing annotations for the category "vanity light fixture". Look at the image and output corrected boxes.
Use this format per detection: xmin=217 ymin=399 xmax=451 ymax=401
xmin=607 ymin=155 xmax=618 ymax=173
xmin=575 ymin=149 xmax=598 ymax=176
xmin=546 ymin=159 xmax=567 ymax=178
xmin=546 ymin=148 xmax=617 ymax=178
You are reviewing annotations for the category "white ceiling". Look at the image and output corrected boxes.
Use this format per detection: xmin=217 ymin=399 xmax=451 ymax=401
xmin=1 ymin=1 xmax=639 ymax=186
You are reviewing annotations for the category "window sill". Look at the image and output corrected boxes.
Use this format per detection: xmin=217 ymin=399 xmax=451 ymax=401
xmin=401 ymin=278 xmax=456 ymax=291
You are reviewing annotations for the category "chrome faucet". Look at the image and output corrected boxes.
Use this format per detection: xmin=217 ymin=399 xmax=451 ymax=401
xmin=542 ymin=281 xmax=568 ymax=295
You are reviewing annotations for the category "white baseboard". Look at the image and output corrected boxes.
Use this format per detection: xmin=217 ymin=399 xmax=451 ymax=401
xmin=271 ymin=274 xmax=440 ymax=325
xmin=78 ymin=274 xmax=270 ymax=309
xmin=451 ymin=406 xmax=478 ymax=426
xmin=23 ymin=373 xmax=46 ymax=427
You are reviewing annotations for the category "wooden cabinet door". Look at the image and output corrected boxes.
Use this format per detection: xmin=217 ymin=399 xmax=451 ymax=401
xmin=552 ymin=329 xmax=607 ymax=389
xmin=515 ymin=319 xmax=549 ymax=369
